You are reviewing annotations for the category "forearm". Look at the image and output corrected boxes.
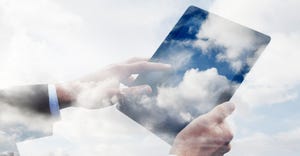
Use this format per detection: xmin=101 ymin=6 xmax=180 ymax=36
xmin=0 ymin=85 xmax=51 ymax=115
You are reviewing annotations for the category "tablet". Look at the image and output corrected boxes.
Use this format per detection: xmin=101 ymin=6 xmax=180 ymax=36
xmin=117 ymin=6 xmax=271 ymax=144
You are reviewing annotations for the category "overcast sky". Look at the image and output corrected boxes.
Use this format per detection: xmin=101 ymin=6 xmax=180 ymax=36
xmin=0 ymin=0 xmax=300 ymax=155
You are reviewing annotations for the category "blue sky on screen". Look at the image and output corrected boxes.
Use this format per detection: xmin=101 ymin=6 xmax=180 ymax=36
xmin=119 ymin=6 xmax=270 ymax=144
xmin=148 ymin=6 xmax=270 ymax=84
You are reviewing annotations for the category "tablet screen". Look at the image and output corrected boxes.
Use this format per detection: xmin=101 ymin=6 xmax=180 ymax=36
xmin=117 ymin=6 xmax=271 ymax=144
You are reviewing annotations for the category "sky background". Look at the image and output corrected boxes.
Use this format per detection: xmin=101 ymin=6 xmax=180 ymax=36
xmin=0 ymin=0 xmax=300 ymax=155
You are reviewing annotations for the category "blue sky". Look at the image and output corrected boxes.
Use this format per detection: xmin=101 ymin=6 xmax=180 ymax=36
xmin=235 ymin=97 xmax=300 ymax=136
xmin=0 ymin=0 xmax=300 ymax=155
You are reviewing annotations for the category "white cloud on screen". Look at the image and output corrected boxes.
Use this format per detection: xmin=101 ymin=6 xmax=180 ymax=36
xmin=109 ymin=66 xmax=236 ymax=144
xmin=194 ymin=14 xmax=265 ymax=72
xmin=157 ymin=68 xmax=235 ymax=121
xmin=163 ymin=49 xmax=193 ymax=71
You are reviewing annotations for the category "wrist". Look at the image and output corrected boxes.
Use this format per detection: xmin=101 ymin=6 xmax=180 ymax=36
xmin=55 ymin=83 xmax=78 ymax=109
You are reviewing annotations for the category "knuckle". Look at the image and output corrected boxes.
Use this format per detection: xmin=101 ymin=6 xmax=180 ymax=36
xmin=118 ymin=64 xmax=129 ymax=71
xmin=223 ymin=144 xmax=231 ymax=153
xmin=139 ymin=61 xmax=148 ymax=66
xmin=224 ymin=130 xmax=234 ymax=141
xmin=111 ymin=64 xmax=122 ymax=70
xmin=228 ymin=144 xmax=231 ymax=151
xmin=214 ymin=105 xmax=223 ymax=114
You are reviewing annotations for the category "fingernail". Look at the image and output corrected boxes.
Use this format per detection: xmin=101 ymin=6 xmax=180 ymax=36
xmin=226 ymin=102 xmax=235 ymax=112
xmin=141 ymin=85 xmax=152 ymax=94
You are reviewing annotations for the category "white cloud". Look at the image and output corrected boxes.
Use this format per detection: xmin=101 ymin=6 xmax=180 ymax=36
xmin=0 ymin=130 xmax=17 ymax=154
xmin=228 ymin=128 xmax=300 ymax=156
xmin=209 ymin=0 xmax=300 ymax=35
xmin=18 ymin=106 xmax=171 ymax=156
xmin=207 ymin=0 xmax=300 ymax=155
xmin=0 ymin=0 xmax=214 ymax=155
xmin=1 ymin=0 xmax=299 ymax=155
xmin=0 ymin=102 xmax=54 ymax=154
xmin=0 ymin=0 xmax=210 ymax=88
xmin=0 ymin=0 xmax=85 ymax=87
xmin=116 ymin=67 xmax=237 ymax=144
xmin=161 ymin=49 xmax=193 ymax=71
xmin=194 ymin=14 xmax=268 ymax=72
xmin=157 ymin=68 xmax=236 ymax=120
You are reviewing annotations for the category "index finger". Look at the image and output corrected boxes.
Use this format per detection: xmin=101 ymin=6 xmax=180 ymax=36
xmin=126 ymin=61 xmax=172 ymax=74
xmin=206 ymin=102 xmax=235 ymax=123
xmin=124 ymin=57 xmax=149 ymax=64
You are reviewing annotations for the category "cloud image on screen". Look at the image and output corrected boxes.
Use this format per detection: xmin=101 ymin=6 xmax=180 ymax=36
xmin=117 ymin=6 xmax=271 ymax=144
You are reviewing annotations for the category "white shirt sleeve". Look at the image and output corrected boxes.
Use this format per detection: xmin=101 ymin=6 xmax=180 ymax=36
xmin=48 ymin=84 xmax=61 ymax=118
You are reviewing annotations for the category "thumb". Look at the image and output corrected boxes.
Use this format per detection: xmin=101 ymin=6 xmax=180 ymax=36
xmin=206 ymin=102 xmax=235 ymax=123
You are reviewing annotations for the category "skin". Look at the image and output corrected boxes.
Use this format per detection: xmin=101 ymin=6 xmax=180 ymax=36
xmin=56 ymin=58 xmax=235 ymax=156
xmin=56 ymin=57 xmax=170 ymax=108
xmin=171 ymin=102 xmax=235 ymax=156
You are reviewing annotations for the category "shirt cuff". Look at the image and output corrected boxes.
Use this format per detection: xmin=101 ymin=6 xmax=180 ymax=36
xmin=48 ymin=84 xmax=60 ymax=118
